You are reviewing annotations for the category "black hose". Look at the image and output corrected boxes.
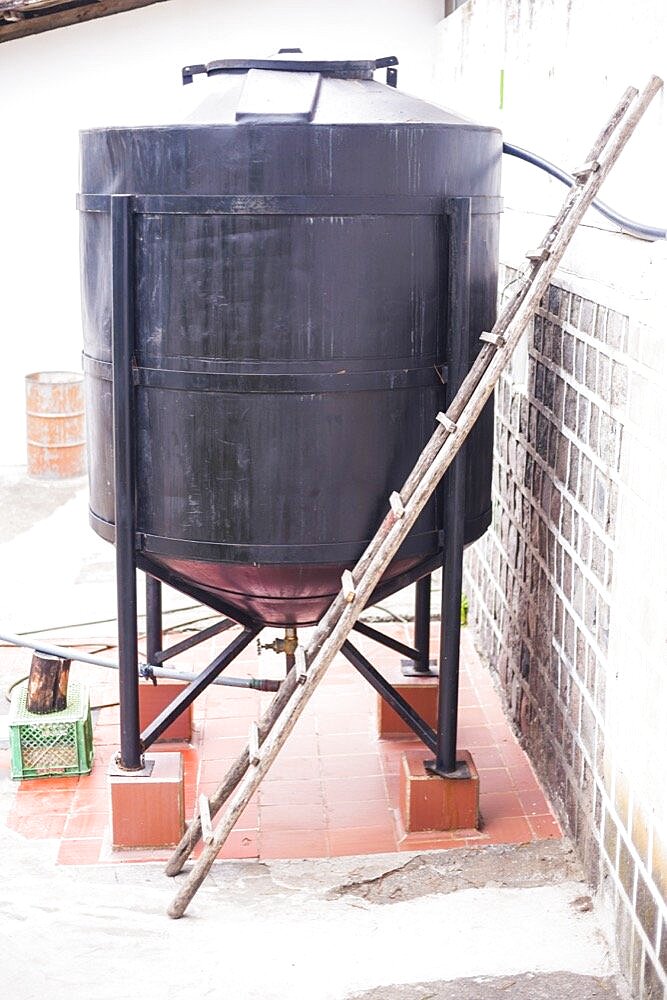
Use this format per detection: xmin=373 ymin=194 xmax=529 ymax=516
xmin=503 ymin=141 xmax=666 ymax=242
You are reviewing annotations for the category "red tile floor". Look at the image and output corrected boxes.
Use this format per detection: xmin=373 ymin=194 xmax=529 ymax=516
xmin=1 ymin=622 xmax=561 ymax=865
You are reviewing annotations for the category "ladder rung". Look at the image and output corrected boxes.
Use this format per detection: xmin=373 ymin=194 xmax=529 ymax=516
xmin=248 ymin=722 xmax=260 ymax=765
xmin=572 ymin=159 xmax=600 ymax=180
xmin=436 ymin=412 xmax=458 ymax=434
xmin=199 ymin=794 xmax=214 ymax=844
xmin=526 ymin=247 xmax=551 ymax=262
xmin=480 ymin=331 xmax=505 ymax=348
xmin=295 ymin=645 xmax=307 ymax=684
xmin=341 ymin=569 xmax=356 ymax=603
xmin=389 ymin=491 xmax=405 ymax=518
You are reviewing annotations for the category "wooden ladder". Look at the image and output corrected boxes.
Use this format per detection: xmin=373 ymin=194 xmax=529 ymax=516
xmin=165 ymin=75 xmax=662 ymax=918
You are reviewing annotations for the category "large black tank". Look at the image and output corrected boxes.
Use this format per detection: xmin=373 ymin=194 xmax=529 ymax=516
xmin=79 ymin=56 xmax=501 ymax=625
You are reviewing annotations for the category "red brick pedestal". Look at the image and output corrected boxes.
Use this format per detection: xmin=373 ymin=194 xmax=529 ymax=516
xmin=376 ymin=676 xmax=439 ymax=738
xmin=399 ymin=748 xmax=479 ymax=833
xmin=109 ymin=752 xmax=185 ymax=848
xmin=138 ymin=680 xmax=192 ymax=743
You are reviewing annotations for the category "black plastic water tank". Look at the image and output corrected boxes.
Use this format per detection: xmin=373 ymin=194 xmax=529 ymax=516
xmin=79 ymin=56 xmax=502 ymax=625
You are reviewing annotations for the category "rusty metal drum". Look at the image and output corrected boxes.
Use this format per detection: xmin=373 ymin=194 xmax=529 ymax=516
xmin=25 ymin=371 xmax=86 ymax=479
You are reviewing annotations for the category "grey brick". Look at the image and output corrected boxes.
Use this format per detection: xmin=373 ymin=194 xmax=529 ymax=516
xmin=588 ymin=402 xmax=600 ymax=451
xmin=568 ymin=447 xmax=580 ymax=495
xmin=603 ymin=808 xmax=618 ymax=864
xmin=606 ymin=309 xmax=629 ymax=350
xmin=585 ymin=344 xmax=598 ymax=390
xmin=579 ymin=297 xmax=596 ymax=334
xmin=579 ymin=518 xmax=591 ymax=562
xmin=597 ymin=352 xmax=611 ymax=398
xmin=635 ymin=870 xmax=660 ymax=951
xmin=553 ymin=373 xmax=565 ymax=417
xmin=579 ymin=454 xmax=593 ymax=506
xmin=595 ymin=304 xmax=608 ymax=341
xmin=559 ymin=289 xmax=571 ymax=321
xmin=618 ymin=837 xmax=635 ymax=898
xmin=569 ymin=294 xmax=582 ymax=328
xmin=544 ymin=368 xmax=556 ymax=412
xmin=611 ymin=360 xmax=628 ymax=408
xmin=547 ymin=424 xmax=558 ymax=469
xmin=642 ymin=952 xmax=665 ymax=1000
xmin=548 ymin=284 xmax=562 ymax=317
xmin=590 ymin=533 xmax=606 ymax=583
xmin=533 ymin=314 xmax=544 ymax=352
xmin=562 ymin=330 xmax=575 ymax=370
xmin=564 ymin=385 xmax=578 ymax=431
xmin=550 ymin=323 xmax=563 ymax=364
xmin=575 ymin=339 xmax=586 ymax=382
xmin=555 ymin=436 xmax=568 ymax=484
xmin=572 ymin=567 xmax=584 ymax=618
xmin=536 ymin=410 xmax=549 ymax=457
xmin=584 ymin=581 xmax=598 ymax=633
xmin=592 ymin=469 xmax=608 ymax=528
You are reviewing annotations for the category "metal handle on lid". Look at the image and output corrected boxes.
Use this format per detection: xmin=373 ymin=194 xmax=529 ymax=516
xmin=182 ymin=55 xmax=398 ymax=86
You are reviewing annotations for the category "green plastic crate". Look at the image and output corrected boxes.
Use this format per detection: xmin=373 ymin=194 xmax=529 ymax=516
xmin=9 ymin=680 xmax=94 ymax=780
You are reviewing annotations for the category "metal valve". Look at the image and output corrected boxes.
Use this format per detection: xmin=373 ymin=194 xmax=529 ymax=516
xmin=256 ymin=626 xmax=298 ymax=658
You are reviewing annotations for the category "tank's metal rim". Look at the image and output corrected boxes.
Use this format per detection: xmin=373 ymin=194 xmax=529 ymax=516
xmin=83 ymin=355 xmax=447 ymax=393
xmin=79 ymin=122 xmax=503 ymax=136
xmin=90 ymin=509 xmax=493 ymax=561
xmin=77 ymin=193 xmax=503 ymax=216
xmin=107 ymin=354 xmax=446 ymax=376
xmin=89 ymin=509 xmax=442 ymax=565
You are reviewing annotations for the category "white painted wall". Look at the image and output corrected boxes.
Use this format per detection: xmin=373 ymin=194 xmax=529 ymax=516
xmin=0 ymin=0 xmax=442 ymax=466
xmin=436 ymin=5 xmax=667 ymax=985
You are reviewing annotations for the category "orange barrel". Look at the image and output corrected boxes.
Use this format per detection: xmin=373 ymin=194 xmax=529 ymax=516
xmin=25 ymin=372 xmax=86 ymax=479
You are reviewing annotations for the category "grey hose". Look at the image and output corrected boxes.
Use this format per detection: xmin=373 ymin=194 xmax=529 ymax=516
xmin=503 ymin=141 xmax=667 ymax=242
xmin=0 ymin=630 xmax=279 ymax=691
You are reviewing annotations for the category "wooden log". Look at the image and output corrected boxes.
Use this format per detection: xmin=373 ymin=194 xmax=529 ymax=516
xmin=54 ymin=656 xmax=71 ymax=712
xmin=26 ymin=652 xmax=70 ymax=714
xmin=166 ymin=76 xmax=663 ymax=918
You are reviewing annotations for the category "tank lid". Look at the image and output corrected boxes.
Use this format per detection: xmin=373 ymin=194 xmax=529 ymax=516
xmin=183 ymin=52 xmax=484 ymax=128
xmin=182 ymin=54 xmax=398 ymax=85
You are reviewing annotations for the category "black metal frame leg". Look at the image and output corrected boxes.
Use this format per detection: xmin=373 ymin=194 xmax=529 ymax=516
xmin=400 ymin=574 xmax=437 ymax=677
xmin=111 ymin=194 xmax=142 ymax=771
xmin=145 ymin=574 xmax=163 ymax=665
xmin=427 ymin=197 xmax=472 ymax=778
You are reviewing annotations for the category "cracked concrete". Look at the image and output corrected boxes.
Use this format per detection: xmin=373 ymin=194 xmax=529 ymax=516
xmin=347 ymin=972 xmax=625 ymax=999
xmin=0 ymin=777 xmax=629 ymax=1000
xmin=326 ymin=840 xmax=582 ymax=904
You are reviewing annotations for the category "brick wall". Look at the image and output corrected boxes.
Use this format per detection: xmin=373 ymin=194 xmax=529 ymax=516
xmin=465 ymin=265 xmax=667 ymax=998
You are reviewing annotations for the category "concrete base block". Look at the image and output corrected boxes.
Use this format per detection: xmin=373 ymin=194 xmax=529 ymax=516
xmin=376 ymin=677 xmax=438 ymax=737
xmin=400 ymin=748 xmax=479 ymax=833
xmin=138 ymin=680 xmax=192 ymax=743
xmin=109 ymin=752 xmax=185 ymax=848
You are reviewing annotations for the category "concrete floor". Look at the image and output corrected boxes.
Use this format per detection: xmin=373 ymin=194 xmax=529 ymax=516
xmin=0 ymin=467 xmax=632 ymax=999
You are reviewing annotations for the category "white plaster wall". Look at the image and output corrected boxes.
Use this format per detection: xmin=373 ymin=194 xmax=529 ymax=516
xmin=0 ymin=0 xmax=442 ymax=466
xmin=435 ymin=0 xmax=667 ymax=942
